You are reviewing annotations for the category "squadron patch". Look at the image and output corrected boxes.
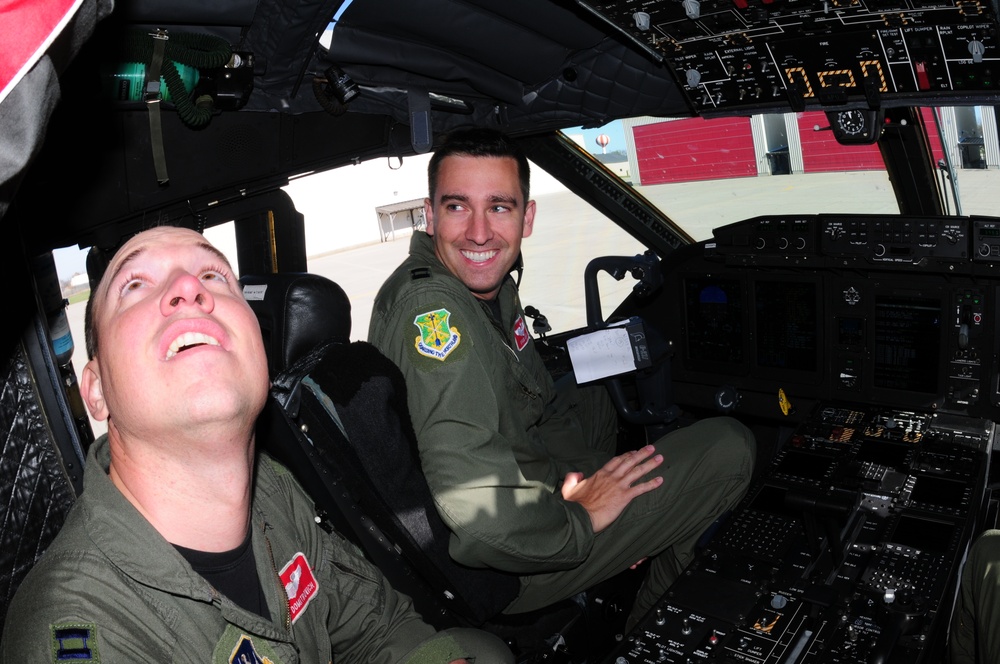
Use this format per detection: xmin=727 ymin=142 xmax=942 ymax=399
xmin=213 ymin=626 xmax=283 ymax=664
xmin=413 ymin=309 xmax=461 ymax=360
xmin=512 ymin=314 xmax=530 ymax=351
xmin=279 ymin=552 xmax=318 ymax=625
xmin=52 ymin=623 xmax=100 ymax=663
xmin=228 ymin=635 xmax=275 ymax=664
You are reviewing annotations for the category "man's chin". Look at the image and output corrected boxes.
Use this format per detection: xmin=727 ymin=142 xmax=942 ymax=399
xmin=468 ymin=284 xmax=504 ymax=300
xmin=177 ymin=388 xmax=266 ymax=428
xmin=456 ymin=271 xmax=504 ymax=299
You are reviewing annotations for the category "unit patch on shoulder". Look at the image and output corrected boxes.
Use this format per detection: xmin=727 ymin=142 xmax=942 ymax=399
xmin=512 ymin=314 xmax=530 ymax=351
xmin=279 ymin=552 xmax=318 ymax=624
xmin=413 ymin=309 xmax=461 ymax=360
xmin=52 ymin=623 xmax=100 ymax=663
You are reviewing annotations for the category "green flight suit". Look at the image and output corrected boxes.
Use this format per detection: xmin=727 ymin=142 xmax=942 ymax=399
xmin=369 ymin=232 xmax=755 ymax=623
xmin=1 ymin=435 xmax=511 ymax=664
xmin=950 ymin=529 xmax=1000 ymax=663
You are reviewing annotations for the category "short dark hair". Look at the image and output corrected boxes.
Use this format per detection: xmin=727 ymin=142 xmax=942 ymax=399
xmin=83 ymin=245 xmax=114 ymax=360
xmin=427 ymin=128 xmax=530 ymax=203
xmin=84 ymin=293 xmax=97 ymax=360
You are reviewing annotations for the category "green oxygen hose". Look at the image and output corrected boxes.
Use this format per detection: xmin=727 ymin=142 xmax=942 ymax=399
xmin=120 ymin=29 xmax=233 ymax=128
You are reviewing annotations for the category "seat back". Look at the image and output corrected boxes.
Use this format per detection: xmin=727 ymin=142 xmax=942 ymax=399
xmin=240 ymin=273 xmax=352 ymax=377
xmin=240 ymin=273 xmax=520 ymax=626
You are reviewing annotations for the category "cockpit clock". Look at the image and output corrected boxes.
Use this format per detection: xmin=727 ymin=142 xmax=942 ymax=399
xmin=827 ymin=108 xmax=882 ymax=144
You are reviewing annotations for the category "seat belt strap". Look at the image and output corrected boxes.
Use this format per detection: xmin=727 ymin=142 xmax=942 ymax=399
xmin=145 ymin=30 xmax=169 ymax=185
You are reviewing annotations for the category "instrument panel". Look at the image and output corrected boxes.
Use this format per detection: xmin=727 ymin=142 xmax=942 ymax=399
xmin=605 ymin=213 xmax=1000 ymax=662
xmin=603 ymin=403 xmax=993 ymax=663
xmin=582 ymin=0 xmax=1000 ymax=114
xmin=643 ymin=214 xmax=1000 ymax=423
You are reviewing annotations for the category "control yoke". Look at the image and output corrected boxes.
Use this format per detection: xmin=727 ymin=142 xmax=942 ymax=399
xmin=583 ymin=253 xmax=677 ymax=426
xmin=584 ymin=252 xmax=661 ymax=329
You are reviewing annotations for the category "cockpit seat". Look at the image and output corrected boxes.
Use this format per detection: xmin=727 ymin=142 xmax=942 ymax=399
xmin=239 ymin=272 xmax=520 ymax=627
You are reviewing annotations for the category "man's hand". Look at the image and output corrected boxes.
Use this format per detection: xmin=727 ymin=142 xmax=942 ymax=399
xmin=560 ymin=445 xmax=664 ymax=533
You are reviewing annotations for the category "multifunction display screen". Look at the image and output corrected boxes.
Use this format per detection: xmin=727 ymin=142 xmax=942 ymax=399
xmin=755 ymin=280 xmax=818 ymax=373
xmin=873 ymin=295 xmax=942 ymax=394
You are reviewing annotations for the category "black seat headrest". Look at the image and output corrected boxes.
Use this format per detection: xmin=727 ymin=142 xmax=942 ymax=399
xmin=240 ymin=273 xmax=351 ymax=377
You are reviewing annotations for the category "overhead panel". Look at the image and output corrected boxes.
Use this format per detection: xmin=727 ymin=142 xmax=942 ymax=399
xmin=580 ymin=0 xmax=1000 ymax=115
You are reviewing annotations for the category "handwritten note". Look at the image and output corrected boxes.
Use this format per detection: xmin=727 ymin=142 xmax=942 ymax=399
xmin=567 ymin=327 xmax=637 ymax=383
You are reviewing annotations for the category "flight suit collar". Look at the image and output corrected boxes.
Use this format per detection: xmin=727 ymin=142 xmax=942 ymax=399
xmin=79 ymin=436 xmax=291 ymax=641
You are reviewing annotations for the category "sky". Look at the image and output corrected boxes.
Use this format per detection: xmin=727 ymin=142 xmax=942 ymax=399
xmin=54 ymin=245 xmax=89 ymax=283
xmin=566 ymin=120 xmax=627 ymax=156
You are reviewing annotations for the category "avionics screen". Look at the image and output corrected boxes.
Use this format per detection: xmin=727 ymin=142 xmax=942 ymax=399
xmin=684 ymin=277 xmax=744 ymax=364
xmin=910 ymin=475 xmax=968 ymax=510
xmin=748 ymin=484 xmax=801 ymax=519
xmin=754 ymin=280 xmax=818 ymax=372
xmin=889 ymin=515 xmax=954 ymax=553
xmin=873 ymin=295 xmax=941 ymax=393
xmin=775 ymin=450 xmax=833 ymax=480
xmin=857 ymin=441 xmax=910 ymax=468
xmin=837 ymin=317 xmax=865 ymax=348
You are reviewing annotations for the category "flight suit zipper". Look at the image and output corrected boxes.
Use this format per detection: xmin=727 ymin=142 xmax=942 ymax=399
xmin=264 ymin=529 xmax=292 ymax=632
xmin=479 ymin=294 xmax=547 ymax=406
xmin=480 ymin=299 xmax=521 ymax=363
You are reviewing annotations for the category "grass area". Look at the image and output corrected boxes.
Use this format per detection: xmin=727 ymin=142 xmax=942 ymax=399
xmin=68 ymin=290 xmax=90 ymax=305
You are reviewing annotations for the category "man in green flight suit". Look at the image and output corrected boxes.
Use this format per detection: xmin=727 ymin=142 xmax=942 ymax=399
xmin=369 ymin=128 xmax=757 ymax=627
xmin=949 ymin=529 xmax=1000 ymax=663
xmin=1 ymin=226 xmax=512 ymax=664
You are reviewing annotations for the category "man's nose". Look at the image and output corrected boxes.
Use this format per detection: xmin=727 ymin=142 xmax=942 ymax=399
xmin=466 ymin=209 xmax=494 ymax=244
xmin=160 ymin=273 xmax=215 ymax=315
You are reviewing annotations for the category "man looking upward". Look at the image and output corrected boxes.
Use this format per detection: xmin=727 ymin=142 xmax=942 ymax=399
xmin=369 ymin=128 xmax=756 ymax=627
xmin=2 ymin=226 xmax=511 ymax=663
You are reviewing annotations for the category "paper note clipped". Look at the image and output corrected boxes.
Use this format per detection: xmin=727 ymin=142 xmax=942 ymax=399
xmin=566 ymin=327 xmax=637 ymax=383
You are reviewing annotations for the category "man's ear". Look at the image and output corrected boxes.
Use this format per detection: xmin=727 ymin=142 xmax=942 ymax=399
xmin=80 ymin=360 xmax=109 ymax=422
xmin=423 ymin=198 xmax=435 ymax=236
xmin=522 ymin=199 xmax=536 ymax=238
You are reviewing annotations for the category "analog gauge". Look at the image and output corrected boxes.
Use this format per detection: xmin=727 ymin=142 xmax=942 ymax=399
xmin=826 ymin=109 xmax=881 ymax=144
xmin=837 ymin=109 xmax=867 ymax=136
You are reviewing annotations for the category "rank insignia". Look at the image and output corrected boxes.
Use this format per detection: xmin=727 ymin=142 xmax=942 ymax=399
xmin=512 ymin=315 xmax=530 ymax=351
xmin=52 ymin=623 xmax=100 ymax=662
xmin=413 ymin=309 xmax=461 ymax=360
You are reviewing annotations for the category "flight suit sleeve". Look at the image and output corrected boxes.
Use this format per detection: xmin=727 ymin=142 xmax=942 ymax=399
xmin=369 ymin=283 xmax=595 ymax=574
xmin=0 ymin=557 xmax=178 ymax=663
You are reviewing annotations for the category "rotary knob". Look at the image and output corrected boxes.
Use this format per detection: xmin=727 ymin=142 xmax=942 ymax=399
xmin=715 ymin=386 xmax=740 ymax=413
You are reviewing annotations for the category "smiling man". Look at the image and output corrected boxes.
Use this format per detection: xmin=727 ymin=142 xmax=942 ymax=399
xmin=422 ymin=152 xmax=535 ymax=300
xmin=1 ymin=226 xmax=511 ymax=663
xmin=369 ymin=129 xmax=756 ymax=628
